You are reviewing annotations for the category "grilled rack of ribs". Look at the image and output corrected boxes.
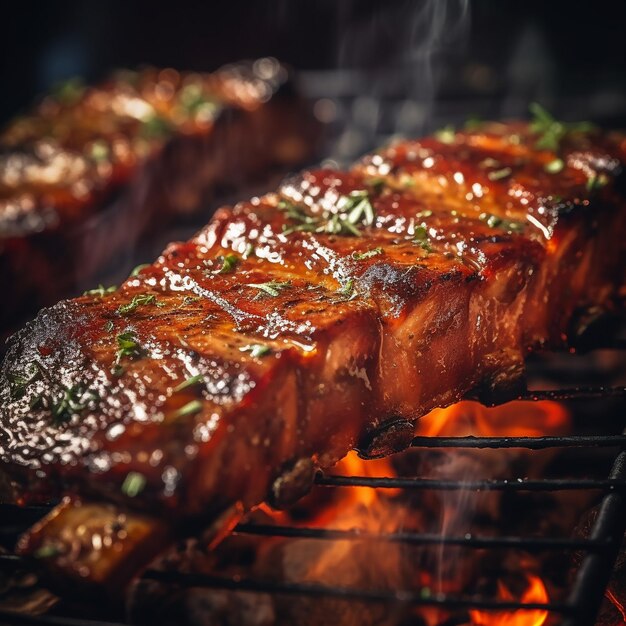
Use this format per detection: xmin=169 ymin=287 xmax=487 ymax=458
xmin=0 ymin=59 xmax=319 ymax=335
xmin=1 ymin=116 xmax=625 ymax=595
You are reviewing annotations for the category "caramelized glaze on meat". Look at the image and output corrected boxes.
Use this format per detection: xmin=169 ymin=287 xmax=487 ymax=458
xmin=0 ymin=59 xmax=318 ymax=333
xmin=1 ymin=121 xmax=625 ymax=590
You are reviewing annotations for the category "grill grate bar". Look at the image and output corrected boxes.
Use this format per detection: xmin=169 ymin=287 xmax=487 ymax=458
xmin=562 ymin=449 xmax=626 ymax=626
xmin=514 ymin=386 xmax=626 ymax=401
xmin=140 ymin=569 xmax=575 ymax=614
xmin=315 ymin=474 xmax=626 ymax=492
xmin=410 ymin=434 xmax=626 ymax=449
xmin=234 ymin=522 xmax=614 ymax=552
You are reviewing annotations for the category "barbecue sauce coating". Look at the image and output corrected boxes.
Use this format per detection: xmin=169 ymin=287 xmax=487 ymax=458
xmin=1 ymin=122 xmax=626 ymax=588
xmin=0 ymin=60 xmax=317 ymax=333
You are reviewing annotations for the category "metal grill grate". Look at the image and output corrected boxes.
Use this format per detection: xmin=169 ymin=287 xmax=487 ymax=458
xmin=1 ymin=385 xmax=625 ymax=626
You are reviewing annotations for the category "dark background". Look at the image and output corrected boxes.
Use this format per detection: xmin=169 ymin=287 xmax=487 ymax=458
xmin=1 ymin=0 xmax=626 ymax=128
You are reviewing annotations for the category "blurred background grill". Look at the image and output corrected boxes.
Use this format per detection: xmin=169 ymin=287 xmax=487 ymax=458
xmin=3 ymin=0 xmax=626 ymax=134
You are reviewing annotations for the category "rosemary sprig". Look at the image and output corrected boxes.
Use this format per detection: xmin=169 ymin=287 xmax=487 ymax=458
xmin=336 ymin=278 xmax=357 ymax=300
xmin=112 ymin=331 xmax=143 ymax=375
xmin=50 ymin=385 xmax=99 ymax=425
xmin=117 ymin=294 xmax=163 ymax=316
xmin=173 ymin=374 xmax=204 ymax=393
xmin=529 ymin=103 xmax=595 ymax=152
xmin=279 ymin=190 xmax=376 ymax=238
xmin=246 ymin=281 xmax=291 ymax=298
xmin=8 ymin=363 xmax=40 ymax=400
xmin=352 ymin=247 xmax=383 ymax=261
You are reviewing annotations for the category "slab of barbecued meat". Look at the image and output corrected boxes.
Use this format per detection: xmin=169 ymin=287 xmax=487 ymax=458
xmin=1 ymin=116 xmax=625 ymax=595
xmin=0 ymin=59 xmax=319 ymax=335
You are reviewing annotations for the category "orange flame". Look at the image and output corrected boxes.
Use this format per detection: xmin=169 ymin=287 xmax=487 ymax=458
xmin=416 ymin=400 xmax=570 ymax=438
xmin=469 ymin=575 xmax=549 ymax=626
xmin=256 ymin=400 xmax=567 ymax=626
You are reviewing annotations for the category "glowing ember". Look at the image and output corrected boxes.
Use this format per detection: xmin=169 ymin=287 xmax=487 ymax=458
xmin=469 ymin=575 xmax=549 ymax=626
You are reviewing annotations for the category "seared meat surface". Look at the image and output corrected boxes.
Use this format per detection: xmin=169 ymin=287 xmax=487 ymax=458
xmin=1 ymin=119 xmax=625 ymax=590
xmin=0 ymin=59 xmax=318 ymax=334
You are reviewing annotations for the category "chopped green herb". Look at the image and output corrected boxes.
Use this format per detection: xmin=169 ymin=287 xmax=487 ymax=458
xmin=34 ymin=545 xmax=62 ymax=559
xmin=529 ymin=103 xmax=596 ymax=152
xmin=173 ymin=374 xmax=204 ymax=393
xmin=141 ymin=114 xmax=174 ymax=139
xmin=400 ymin=174 xmax=416 ymax=188
xmin=413 ymin=225 xmax=428 ymax=240
xmin=280 ymin=191 xmax=376 ymax=238
xmin=544 ymin=158 xmax=565 ymax=174
xmin=130 ymin=263 xmax=150 ymax=277
xmin=84 ymin=284 xmax=116 ymax=297
xmin=464 ymin=117 xmax=482 ymax=131
xmin=479 ymin=212 xmax=502 ymax=228
xmin=111 ymin=364 xmax=125 ymax=377
xmin=178 ymin=84 xmax=220 ymax=118
xmin=53 ymin=77 xmax=85 ymax=105
xmin=171 ymin=399 xmax=204 ymax=419
xmin=243 ymin=243 xmax=255 ymax=259
xmin=277 ymin=198 xmax=299 ymax=211
xmin=344 ymin=190 xmax=376 ymax=227
xmin=479 ymin=212 xmax=525 ymax=233
xmin=412 ymin=225 xmax=432 ymax=252
xmin=586 ymin=172 xmax=609 ymax=193
xmin=117 ymin=294 xmax=163 ymax=315
xmin=479 ymin=158 xmax=502 ymax=169
xmin=104 ymin=320 xmax=114 ymax=333
xmin=487 ymin=167 xmax=512 ymax=182
xmin=336 ymin=278 xmax=356 ymax=300
xmin=246 ymin=280 xmax=291 ymax=298
xmin=434 ymin=125 xmax=455 ymax=144
xmin=180 ymin=295 xmax=200 ymax=307
xmin=51 ymin=384 xmax=99 ymax=425
xmin=352 ymin=247 xmax=383 ymax=261
xmin=121 ymin=472 xmax=146 ymax=498
xmin=240 ymin=343 xmax=272 ymax=358
xmin=213 ymin=253 xmax=239 ymax=275
xmin=325 ymin=213 xmax=362 ymax=236
xmin=89 ymin=140 xmax=109 ymax=163
xmin=114 ymin=331 xmax=142 ymax=371
xmin=8 ymin=363 xmax=40 ymax=400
